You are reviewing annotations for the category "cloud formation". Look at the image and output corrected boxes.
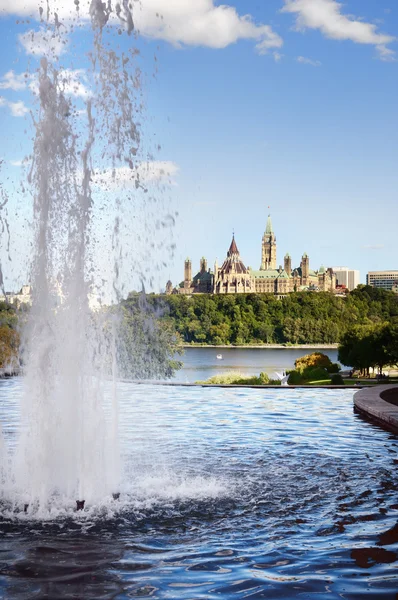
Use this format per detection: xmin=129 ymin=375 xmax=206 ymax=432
xmin=0 ymin=97 xmax=29 ymax=117
xmin=19 ymin=28 xmax=68 ymax=58
xmin=0 ymin=71 xmax=29 ymax=91
xmin=0 ymin=0 xmax=283 ymax=55
xmin=0 ymin=68 xmax=91 ymax=100
xmin=282 ymin=0 xmax=396 ymax=61
xmin=296 ymin=56 xmax=322 ymax=67
xmin=92 ymin=161 xmax=180 ymax=190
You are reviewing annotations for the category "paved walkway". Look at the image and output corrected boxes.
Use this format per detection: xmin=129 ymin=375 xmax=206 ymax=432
xmin=354 ymin=384 xmax=398 ymax=434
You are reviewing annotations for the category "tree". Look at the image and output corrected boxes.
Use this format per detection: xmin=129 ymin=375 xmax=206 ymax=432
xmin=338 ymin=323 xmax=398 ymax=376
xmin=115 ymin=295 xmax=183 ymax=379
xmin=0 ymin=326 xmax=19 ymax=371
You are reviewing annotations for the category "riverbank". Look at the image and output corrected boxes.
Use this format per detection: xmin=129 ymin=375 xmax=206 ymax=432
xmin=182 ymin=344 xmax=338 ymax=349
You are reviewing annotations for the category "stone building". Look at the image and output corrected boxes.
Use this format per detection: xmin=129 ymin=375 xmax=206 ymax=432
xmin=177 ymin=257 xmax=214 ymax=295
xmin=0 ymin=284 xmax=32 ymax=306
xmin=248 ymin=215 xmax=335 ymax=294
xmin=213 ymin=236 xmax=254 ymax=294
xmin=169 ymin=214 xmax=336 ymax=296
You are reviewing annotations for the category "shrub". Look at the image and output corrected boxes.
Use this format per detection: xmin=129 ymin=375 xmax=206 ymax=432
xmin=287 ymin=369 xmax=305 ymax=384
xmin=328 ymin=362 xmax=341 ymax=374
xmin=259 ymin=371 xmax=269 ymax=384
xmin=196 ymin=371 xmax=280 ymax=385
xmin=304 ymin=366 xmax=329 ymax=381
xmin=331 ymin=373 xmax=344 ymax=385
xmin=295 ymin=352 xmax=335 ymax=373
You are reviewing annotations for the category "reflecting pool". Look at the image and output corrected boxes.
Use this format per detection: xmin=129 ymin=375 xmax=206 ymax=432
xmin=1 ymin=378 xmax=397 ymax=599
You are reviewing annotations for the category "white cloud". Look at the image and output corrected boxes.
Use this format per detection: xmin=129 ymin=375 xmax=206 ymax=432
xmin=0 ymin=68 xmax=91 ymax=100
xmin=58 ymin=69 xmax=91 ymax=99
xmin=296 ymin=56 xmax=322 ymax=67
xmin=19 ymin=28 xmax=68 ymax=58
xmin=0 ymin=97 xmax=29 ymax=117
xmin=282 ymin=0 xmax=396 ymax=61
xmin=8 ymin=101 xmax=29 ymax=117
xmin=273 ymin=51 xmax=284 ymax=62
xmin=10 ymin=160 xmax=23 ymax=167
xmin=92 ymin=161 xmax=180 ymax=190
xmin=0 ymin=0 xmax=283 ymax=54
xmin=0 ymin=71 xmax=29 ymax=91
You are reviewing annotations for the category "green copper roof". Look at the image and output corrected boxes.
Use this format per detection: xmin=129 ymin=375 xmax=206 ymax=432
xmin=192 ymin=270 xmax=213 ymax=282
xmin=265 ymin=214 xmax=273 ymax=234
xmin=277 ymin=269 xmax=290 ymax=279
xmin=319 ymin=265 xmax=325 ymax=274
xmin=284 ymin=253 xmax=290 ymax=258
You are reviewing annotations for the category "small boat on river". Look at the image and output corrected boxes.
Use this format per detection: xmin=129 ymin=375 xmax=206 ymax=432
xmin=216 ymin=354 xmax=223 ymax=360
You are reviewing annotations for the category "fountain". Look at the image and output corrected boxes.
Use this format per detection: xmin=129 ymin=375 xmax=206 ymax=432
xmin=0 ymin=0 xmax=144 ymax=513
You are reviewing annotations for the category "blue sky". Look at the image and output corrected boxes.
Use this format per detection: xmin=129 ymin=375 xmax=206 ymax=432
xmin=0 ymin=0 xmax=397 ymax=294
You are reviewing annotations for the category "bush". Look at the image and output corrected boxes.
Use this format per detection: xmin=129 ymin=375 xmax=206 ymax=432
xmin=287 ymin=369 xmax=305 ymax=384
xmin=304 ymin=366 xmax=329 ymax=381
xmin=331 ymin=373 xmax=344 ymax=385
xmin=196 ymin=371 xmax=280 ymax=385
xmin=328 ymin=362 xmax=341 ymax=374
xmin=295 ymin=352 xmax=336 ymax=373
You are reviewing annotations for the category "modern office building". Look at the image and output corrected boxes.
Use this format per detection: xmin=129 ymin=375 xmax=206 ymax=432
xmin=332 ymin=267 xmax=360 ymax=291
xmin=366 ymin=270 xmax=398 ymax=291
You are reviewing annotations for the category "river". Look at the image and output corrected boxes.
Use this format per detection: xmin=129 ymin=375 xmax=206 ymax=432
xmin=172 ymin=346 xmax=340 ymax=383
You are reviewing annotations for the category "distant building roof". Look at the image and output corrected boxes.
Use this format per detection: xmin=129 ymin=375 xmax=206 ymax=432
xmin=227 ymin=236 xmax=239 ymax=257
xmin=251 ymin=269 xmax=283 ymax=279
xmin=192 ymin=270 xmax=213 ymax=282
xmin=294 ymin=266 xmax=317 ymax=277
xmin=219 ymin=236 xmax=249 ymax=275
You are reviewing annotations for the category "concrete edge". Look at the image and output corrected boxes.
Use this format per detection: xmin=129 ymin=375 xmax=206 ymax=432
xmin=354 ymin=384 xmax=398 ymax=434
xmin=127 ymin=381 xmax=367 ymax=390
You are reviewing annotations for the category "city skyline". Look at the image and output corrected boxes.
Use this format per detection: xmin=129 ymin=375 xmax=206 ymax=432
xmin=0 ymin=1 xmax=396 ymax=294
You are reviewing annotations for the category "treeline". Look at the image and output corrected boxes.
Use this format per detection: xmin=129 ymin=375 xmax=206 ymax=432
xmin=0 ymin=301 xmax=20 ymax=371
xmin=127 ymin=285 xmax=398 ymax=346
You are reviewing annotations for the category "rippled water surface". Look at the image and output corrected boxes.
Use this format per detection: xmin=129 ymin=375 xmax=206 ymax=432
xmin=1 ymin=378 xmax=398 ymax=599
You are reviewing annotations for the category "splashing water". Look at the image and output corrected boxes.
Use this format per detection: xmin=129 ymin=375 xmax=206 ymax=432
xmin=0 ymin=1 xmax=149 ymax=513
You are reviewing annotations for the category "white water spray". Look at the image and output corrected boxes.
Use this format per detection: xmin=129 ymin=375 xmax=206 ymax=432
xmin=1 ymin=1 xmax=145 ymax=512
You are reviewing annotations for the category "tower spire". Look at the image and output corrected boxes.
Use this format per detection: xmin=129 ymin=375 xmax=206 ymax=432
xmin=265 ymin=214 xmax=273 ymax=235
xmin=261 ymin=209 xmax=277 ymax=270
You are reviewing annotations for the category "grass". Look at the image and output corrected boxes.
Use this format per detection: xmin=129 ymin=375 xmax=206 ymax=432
xmin=196 ymin=371 xmax=280 ymax=385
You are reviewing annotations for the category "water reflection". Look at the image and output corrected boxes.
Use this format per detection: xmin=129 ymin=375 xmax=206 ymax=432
xmin=0 ymin=534 xmax=124 ymax=600
xmin=0 ymin=382 xmax=397 ymax=599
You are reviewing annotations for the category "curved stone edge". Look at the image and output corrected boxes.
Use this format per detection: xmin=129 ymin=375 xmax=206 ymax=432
xmin=354 ymin=384 xmax=398 ymax=434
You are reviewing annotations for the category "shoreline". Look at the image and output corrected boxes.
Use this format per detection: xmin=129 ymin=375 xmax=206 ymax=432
xmin=182 ymin=344 xmax=338 ymax=350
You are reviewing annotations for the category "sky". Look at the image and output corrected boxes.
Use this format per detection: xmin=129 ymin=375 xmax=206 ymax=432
xmin=0 ymin=0 xmax=397 ymax=295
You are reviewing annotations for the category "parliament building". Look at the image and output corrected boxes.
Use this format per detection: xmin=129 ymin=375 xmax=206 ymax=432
xmin=166 ymin=215 xmax=336 ymax=296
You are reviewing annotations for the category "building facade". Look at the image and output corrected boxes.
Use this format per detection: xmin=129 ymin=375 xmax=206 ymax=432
xmin=171 ymin=214 xmax=336 ymax=296
xmin=0 ymin=284 xmax=32 ymax=307
xmin=213 ymin=237 xmax=254 ymax=294
xmin=332 ymin=267 xmax=360 ymax=291
xmin=366 ymin=270 xmax=398 ymax=291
